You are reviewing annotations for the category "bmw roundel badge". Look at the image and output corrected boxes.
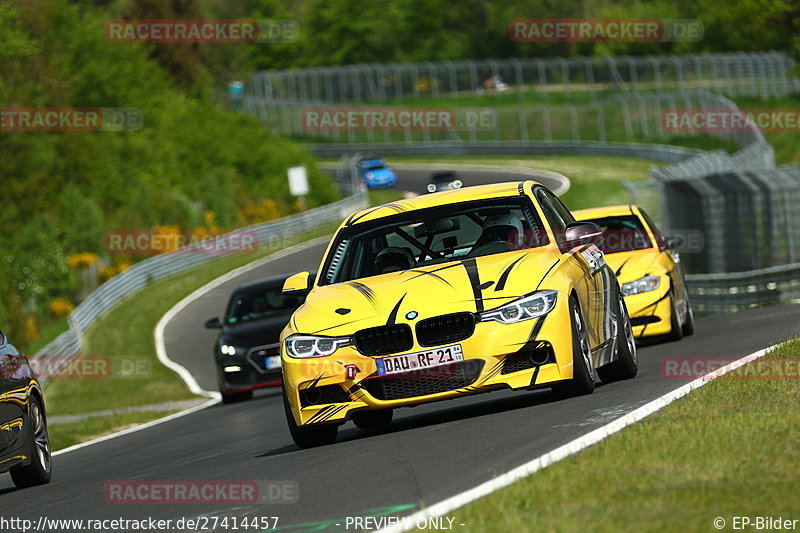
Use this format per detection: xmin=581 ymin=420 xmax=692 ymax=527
xmin=405 ymin=311 xmax=418 ymax=320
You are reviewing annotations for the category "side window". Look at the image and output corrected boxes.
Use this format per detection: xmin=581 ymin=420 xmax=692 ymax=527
xmin=638 ymin=208 xmax=666 ymax=251
xmin=535 ymin=189 xmax=567 ymax=245
xmin=542 ymin=189 xmax=576 ymax=225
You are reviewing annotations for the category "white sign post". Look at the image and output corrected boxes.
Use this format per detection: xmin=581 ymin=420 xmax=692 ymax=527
xmin=287 ymin=165 xmax=309 ymax=211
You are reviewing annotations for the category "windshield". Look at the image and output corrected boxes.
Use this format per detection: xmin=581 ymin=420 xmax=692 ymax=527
xmin=320 ymin=198 xmax=548 ymax=285
xmin=584 ymin=215 xmax=653 ymax=254
xmin=362 ymin=160 xmax=386 ymax=170
xmin=224 ymin=286 xmax=305 ymax=324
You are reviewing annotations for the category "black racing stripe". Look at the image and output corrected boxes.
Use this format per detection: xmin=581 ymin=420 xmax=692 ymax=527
xmin=318 ymin=404 xmax=347 ymax=423
xmin=346 ymin=384 xmax=362 ymax=395
xmin=313 ymin=319 xmax=361 ymax=335
xmin=480 ymin=360 xmax=506 ymax=383
xmin=636 ymin=290 xmax=671 ymax=313
xmin=615 ymin=258 xmax=631 ymax=277
xmin=382 ymin=202 xmax=408 ymax=213
xmin=348 ymin=206 xmax=384 ymax=225
xmin=479 ymin=281 xmax=494 ymax=290
xmin=462 ymin=258 xmax=484 ymax=313
xmin=403 ymin=269 xmax=454 ymax=288
xmin=495 ymin=256 xmax=526 ymax=291
xmin=535 ymin=259 xmax=560 ymax=291
xmin=346 ymin=281 xmax=379 ymax=307
xmin=386 ymin=294 xmax=407 ymax=325
xmin=308 ymin=374 xmax=325 ymax=389
xmin=306 ymin=405 xmax=335 ymax=425
xmin=406 ymin=263 xmax=461 ymax=280
xmin=513 ymin=316 xmax=546 ymax=353
xmin=529 ymin=365 xmax=541 ymax=387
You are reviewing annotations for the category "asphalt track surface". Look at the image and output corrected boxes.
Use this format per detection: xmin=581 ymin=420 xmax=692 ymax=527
xmin=2 ymin=168 xmax=799 ymax=532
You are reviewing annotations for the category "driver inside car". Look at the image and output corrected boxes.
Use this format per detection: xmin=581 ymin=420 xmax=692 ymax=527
xmin=373 ymin=246 xmax=415 ymax=274
xmin=469 ymin=213 xmax=525 ymax=257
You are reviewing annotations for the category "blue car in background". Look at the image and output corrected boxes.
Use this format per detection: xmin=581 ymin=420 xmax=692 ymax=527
xmin=357 ymin=158 xmax=397 ymax=188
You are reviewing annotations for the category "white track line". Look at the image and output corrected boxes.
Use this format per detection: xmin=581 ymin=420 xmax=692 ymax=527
xmin=53 ymin=237 xmax=332 ymax=457
xmin=53 ymin=398 xmax=218 ymax=456
xmin=154 ymin=236 xmax=332 ymax=398
xmin=378 ymin=343 xmax=780 ymax=533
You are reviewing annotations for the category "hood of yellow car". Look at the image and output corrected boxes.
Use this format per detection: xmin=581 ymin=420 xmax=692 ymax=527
xmin=602 ymin=249 xmax=661 ymax=283
xmin=292 ymin=248 xmax=561 ymax=336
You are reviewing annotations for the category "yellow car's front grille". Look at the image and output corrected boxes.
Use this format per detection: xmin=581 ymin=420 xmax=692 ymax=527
xmin=362 ymin=360 xmax=484 ymax=400
xmin=416 ymin=312 xmax=475 ymax=347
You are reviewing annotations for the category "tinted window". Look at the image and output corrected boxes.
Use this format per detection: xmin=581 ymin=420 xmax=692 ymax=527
xmin=225 ymin=286 xmax=305 ymax=324
xmin=584 ymin=214 xmax=653 ymax=253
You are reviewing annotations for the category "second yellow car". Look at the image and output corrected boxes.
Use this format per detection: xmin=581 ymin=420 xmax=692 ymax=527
xmin=574 ymin=205 xmax=694 ymax=342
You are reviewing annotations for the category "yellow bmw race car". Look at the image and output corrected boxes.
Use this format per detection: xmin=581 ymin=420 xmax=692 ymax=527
xmin=574 ymin=205 xmax=695 ymax=342
xmin=280 ymin=181 xmax=637 ymax=448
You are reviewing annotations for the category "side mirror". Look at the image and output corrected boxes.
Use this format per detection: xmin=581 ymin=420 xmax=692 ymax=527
xmin=204 ymin=317 xmax=222 ymax=329
xmin=561 ymin=222 xmax=603 ymax=252
xmin=283 ymin=271 xmax=312 ymax=296
xmin=663 ymin=234 xmax=685 ymax=250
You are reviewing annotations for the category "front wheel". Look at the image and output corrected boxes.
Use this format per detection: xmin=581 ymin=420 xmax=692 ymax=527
xmin=666 ymin=289 xmax=684 ymax=342
xmin=282 ymin=384 xmax=338 ymax=448
xmin=682 ymin=298 xmax=696 ymax=336
xmin=552 ymin=297 xmax=596 ymax=398
xmin=598 ymin=291 xmax=638 ymax=383
xmin=10 ymin=396 xmax=52 ymax=488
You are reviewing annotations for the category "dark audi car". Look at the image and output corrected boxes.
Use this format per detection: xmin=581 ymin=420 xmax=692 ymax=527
xmin=205 ymin=275 xmax=310 ymax=403
xmin=0 ymin=330 xmax=52 ymax=488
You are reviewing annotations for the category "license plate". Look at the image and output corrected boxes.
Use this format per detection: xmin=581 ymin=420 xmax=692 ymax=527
xmin=264 ymin=355 xmax=281 ymax=369
xmin=376 ymin=344 xmax=464 ymax=376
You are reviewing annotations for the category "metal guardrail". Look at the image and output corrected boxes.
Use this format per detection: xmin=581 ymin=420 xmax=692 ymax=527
xmin=687 ymin=263 xmax=800 ymax=313
xmin=251 ymin=51 xmax=799 ymax=103
xmin=34 ymin=191 xmax=369 ymax=374
xmin=310 ymin=140 xmax=700 ymax=162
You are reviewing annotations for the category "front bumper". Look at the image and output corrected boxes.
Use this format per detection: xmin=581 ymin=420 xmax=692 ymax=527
xmin=283 ymin=295 xmax=576 ymax=427
xmin=624 ymin=282 xmax=672 ymax=338
xmin=217 ymin=351 xmax=282 ymax=393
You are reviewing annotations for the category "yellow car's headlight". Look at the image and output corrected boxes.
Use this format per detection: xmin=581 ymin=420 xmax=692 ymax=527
xmin=285 ymin=334 xmax=351 ymax=358
xmin=621 ymin=275 xmax=660 ymax=296
xmin=479 ymin=290 xmax=557 ymax=324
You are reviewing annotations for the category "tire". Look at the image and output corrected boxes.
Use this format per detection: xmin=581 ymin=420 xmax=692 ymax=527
xmin=10 ymin=396 xmax=52 ymax=488
xmin=282 ymin=384 xmax=338 ymax=448
xmin=682 ymin=298 xmax=696 ymax=337
xmin=598 ymin=290 xmax=638 ymax=383
xmin=352 ymin=409 xmax=393 ymax=430
xmin=552 ymin=297 xmax=596 ymax=398
xmin=220 ymin=390 xmax=253 ymax=404
xmin=666 ymin=289 xmax=684 ymax=342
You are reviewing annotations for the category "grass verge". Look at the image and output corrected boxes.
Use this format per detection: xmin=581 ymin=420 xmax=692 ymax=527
xmin=43 ymin=189 xmax=402 ymax=450
xmin=49 ymin=411 xmax=181 ymax=451
xmin=451 ymin=337 xmax=800 ymax=533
